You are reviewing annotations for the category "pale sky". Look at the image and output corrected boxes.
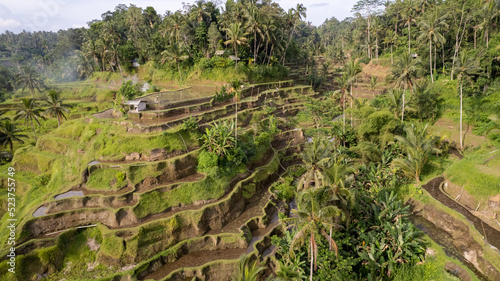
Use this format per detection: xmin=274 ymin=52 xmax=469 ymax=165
xmin=0 ymin=0 xmax=357 ymax=33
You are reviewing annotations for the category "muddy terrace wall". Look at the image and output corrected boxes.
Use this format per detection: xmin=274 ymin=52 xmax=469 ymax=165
xmin=117 ymin=146 xmax=302 ymax=264
xmin=16 ymin=137 xmax=303 ymax=268
xmin=410 ymin=177 xmax=500 ymax=281
xmin=127 ymin=85 xmax=311 ymax=133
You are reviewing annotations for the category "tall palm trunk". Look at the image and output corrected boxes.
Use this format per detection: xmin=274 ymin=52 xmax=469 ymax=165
xmin=460 ymin=82 xmax=463 ymax=148
xmin=282 ymin=23 xmax=297 ymax=65
xmin=9 ymin=142 xmax=13 ymax=155
xmin=343 ymin=90 xmax=346 ymax=134
xmin=350 ymin=84 xmax=353 ymax=127
xmin=235 ymin=101 xmax=238 ymax=147
xmin=309 ymin=237 xmax=314 ymax=281
xmin=391 ymin=44 xmax=393 ymax=64
xmin=434 ymin=45 xmax=437 ymax=72
xmin=177 ymin=61 xmax=182 ymax=81
xmin=253 ymin=31 xmax=257 ymax=63
xmin=402 ymin=84 xmax=406 ymax=123
xmin=408 ymin=24 xmax=411 ymax=54
xmin=429 ymin=40 xmax=433 ymax=83
xmin=30 ymin=118 xmax=37 ymax=142
xmin=57 ymin=114 xmax=61 ymax=127
xmin=234 ymin=43 xmax=238 ymax=70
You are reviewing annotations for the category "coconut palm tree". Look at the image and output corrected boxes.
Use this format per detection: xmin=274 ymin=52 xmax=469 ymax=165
xmin=126 ymin=5 xmax=144 ymax=40
xmin=383 ymin=29 xmax=397 ymax=64
xmin=334 ymin=73 xmax=352 ymax=134
xmin=228 ymin=85 xmax=242 ymax=147
xmin=281 ymin=4 xmax=307 ymax=65
xmin=417 ymin=7 xmax=448 ymax=83
xmin=456 ymin=49 xmax=479 ymax=148
xmin=44 ymin=89 xmax=70 ymax=127
xmin=224 ymin=22 xmax=249 ymax=70
xmin=160 ymin=43 xmax=189 ymax=81
xmin=325 ymin=156 xmax=354 ymax=246
xmin=392 ymin=123 xmax=440 ymax=185
xmin=190 ymin=0 xmax=210 ymax=23
xmin=161 ymin=11 xmax=184 ymax=43
xmin=392 ymin=51 xmax=420 ymax=123
xmin=402 ymin=0 xmax=417 ymax=54
xmin=284 ymin=188 xmax=339 ymax=281
xmin=345 ymin=58 xmax=362 ymax=126
xmin=297 ymin=138 xmax=335 ymax=191
xmin=0 ymin=119 xmax=27 ymax=154
xmin=14 ymin=98 xmax=45 ymax=142
xmin=387 ymin=88 xmax=404 ymax=120
xmin=15 ymin=66 xmax=45 ymax=98
xmin=244 ymin=3 xmax=263 ymax=64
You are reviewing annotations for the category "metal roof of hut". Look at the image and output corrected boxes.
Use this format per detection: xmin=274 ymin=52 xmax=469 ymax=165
xmin=229 ymin=55 xmax=240 ymax=61
xmin=215 ymin=50 xmax=225 ymax=56
xmin=124 ymin=100 xmax=146 ymax=106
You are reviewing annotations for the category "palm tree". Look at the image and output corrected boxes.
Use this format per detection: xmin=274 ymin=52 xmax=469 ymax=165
xmin=161 ymin=11 xmax=184 ymax=43
xmin=392 ymin=123 xmax=440 ymax=185
xmin=345 ymin=58 xmax=362 ymax=126
xmin=479 ymin=0 xmax=499 ymax=48
xmin=126 ymin=5 xmax=144 ymax=40
xmin=392 ymin=51 xmax=420 ymax=123
xmin=417 ymin=7 xmax=448 ymax=83
xmin=282 ymin=4 xmax=306 ymax=65
xmin=44 ymin=90 xmax=70 ymax=127
xmin=15 ymin=66 xmax=44 ymax=98
xmin=244 ymin=3 xmax=263 ymax=64
xmin=190 ymin=0 xmax=210 ymax=23
xmin=14 ymin=98 xmax=45 ymax=142
xmin=284 ymin=188 xmax=338 ymax=281
xmin=160 ymin=44 xmax=188 ymax=81
xmin=387 ymin=88 xmax=404 ymax=120
xmin=0 ymin=119 xmax=27 ymax=154
xmin=75 ymin=50 xmax=94 ymax=79
xmin=334 ymin=73 xmax=351 ymax=134
xmin=383 ymin=29 xmax=396 ymax=64
xmin=456 ymin=49 xmax=479 ymax=148
xmin=402 ymin=0 xmax=417 ymax=54
xmin=224 ymin=22 xmax=249 ymax=70
xmin=228 ymin=86 xmax=242 ymax=147
xmin=325 ymin=156 xmax=354 ymax=246
xmin=297 ymin=138 xmax=334 ymax=191
xmin=234 ymin=255 xmax=265 ymax=281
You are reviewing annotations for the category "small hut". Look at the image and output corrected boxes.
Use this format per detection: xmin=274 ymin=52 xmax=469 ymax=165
xmin=132 ymin=59 xmax=140 ymax=68
xmin=125 ymin=100 xmax=147 ymax=112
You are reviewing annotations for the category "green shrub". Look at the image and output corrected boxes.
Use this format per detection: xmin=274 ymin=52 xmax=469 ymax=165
xmin=182 ymin=116 xmax=198 ymax=131
xmin=197 ymin=150 xmax=218 ymax=172
xmin=118 ymin=80 xmax=140 ymax=100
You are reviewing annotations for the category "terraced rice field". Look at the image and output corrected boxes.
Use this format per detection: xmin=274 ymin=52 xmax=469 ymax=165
xmin=0 ymin=80 xmax=316 ymax=281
